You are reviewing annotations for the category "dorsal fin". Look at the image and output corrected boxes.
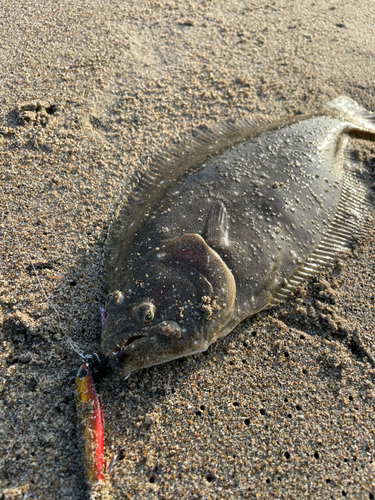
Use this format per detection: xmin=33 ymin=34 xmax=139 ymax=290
xmin=267 ymin=151 xmax=373 ymax=308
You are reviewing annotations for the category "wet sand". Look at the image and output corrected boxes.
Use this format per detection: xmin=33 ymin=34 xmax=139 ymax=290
xmin=1 ymin=1 xmax=375 ymax=499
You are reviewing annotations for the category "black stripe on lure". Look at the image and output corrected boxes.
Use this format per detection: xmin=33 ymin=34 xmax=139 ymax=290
xmin=102 ymin=96 xmax=375 ymax=378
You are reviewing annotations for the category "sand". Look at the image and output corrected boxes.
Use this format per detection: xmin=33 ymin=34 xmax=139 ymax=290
xmin=1 ymin=0 xmax=375 ymax=498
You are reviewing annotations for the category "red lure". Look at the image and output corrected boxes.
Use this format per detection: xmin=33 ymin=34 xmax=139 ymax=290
xmin=76 ymin=362 xmax=104 ymax=483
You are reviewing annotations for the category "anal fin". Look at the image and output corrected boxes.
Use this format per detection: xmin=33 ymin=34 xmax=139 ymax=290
xmin=268 ymin=157 xmax=374 ymax=309
xmin=205 ymin=201 xmax=229 ymax=248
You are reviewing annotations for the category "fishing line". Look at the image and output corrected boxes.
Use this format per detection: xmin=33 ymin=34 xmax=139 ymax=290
xmin=2 ymin=185 xmax=88 ymax=361
xmin=2 ymin=182 xmax=115 ymax=482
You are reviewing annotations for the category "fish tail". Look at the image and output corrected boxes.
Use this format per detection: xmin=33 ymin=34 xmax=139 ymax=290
xmin=324 ymin=96 xmax=375 ymax=140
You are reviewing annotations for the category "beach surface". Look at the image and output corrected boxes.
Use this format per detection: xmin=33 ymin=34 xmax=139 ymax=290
xmin=1 ymin=1 xmax=375 ymax=499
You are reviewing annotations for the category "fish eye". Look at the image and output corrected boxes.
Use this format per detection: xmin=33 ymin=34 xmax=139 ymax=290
xmin=109 ymin=290 xmax=124 ymax=306
xmin=144 ymin=310 xmax=154 ymax=322
xmin=133 ymin=302 xmax=155 ymax=324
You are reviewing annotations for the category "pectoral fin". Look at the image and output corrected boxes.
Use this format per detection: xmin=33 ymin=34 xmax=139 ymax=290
xmin=205 ymin=201 xmax=229 ymax=248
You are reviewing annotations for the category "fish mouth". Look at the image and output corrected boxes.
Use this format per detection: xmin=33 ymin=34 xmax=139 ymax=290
xmin=111 ymin=334 xmax=145 ymax=354
xmin=109 ymin=334 xmax=146 ymax=369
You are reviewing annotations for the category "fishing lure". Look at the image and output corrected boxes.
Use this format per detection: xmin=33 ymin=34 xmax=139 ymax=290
xmin=76 ymin=362 xmax=104 ymax=484
xmin=102 ymin=96 xmax=375 ymax=378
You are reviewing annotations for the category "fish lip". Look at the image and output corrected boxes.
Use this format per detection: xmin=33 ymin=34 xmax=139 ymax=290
xmin=106 ymin=320 xmax=183 ymax=370
xmin=106 ymin=321 xmax=170 ymax=357
xmin=109 ymin=334 xmax=146 ymax=357
xmin=109 ymin=334 xmax=146 ymax=369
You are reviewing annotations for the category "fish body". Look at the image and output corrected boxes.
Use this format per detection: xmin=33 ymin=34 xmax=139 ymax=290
xmin=102 ymin=97 xmax=375 ymax=377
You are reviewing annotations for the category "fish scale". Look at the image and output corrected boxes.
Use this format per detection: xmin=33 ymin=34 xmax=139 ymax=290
xmin=102 ymin=96 xmax=375 ymax=378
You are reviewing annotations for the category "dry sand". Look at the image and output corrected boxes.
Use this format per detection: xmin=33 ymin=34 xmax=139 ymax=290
xmin=1 ymin=0 xmax=375 ymax=499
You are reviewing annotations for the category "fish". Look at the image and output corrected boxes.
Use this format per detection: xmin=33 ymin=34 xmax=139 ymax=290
xmin=101 ymin=96 xmax=375 ymax=378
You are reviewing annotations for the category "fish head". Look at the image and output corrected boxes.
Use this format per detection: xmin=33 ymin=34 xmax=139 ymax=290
xmin=101 ymin=233 xmax=236 ymax=377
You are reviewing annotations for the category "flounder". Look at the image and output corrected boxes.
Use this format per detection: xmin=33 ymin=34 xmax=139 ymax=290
xmin=102 ymin=97 xmax=375 ymax=377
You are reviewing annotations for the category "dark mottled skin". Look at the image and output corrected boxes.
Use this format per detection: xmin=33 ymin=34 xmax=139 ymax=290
xmin=102 ymin=97 xmax=375 ymax=377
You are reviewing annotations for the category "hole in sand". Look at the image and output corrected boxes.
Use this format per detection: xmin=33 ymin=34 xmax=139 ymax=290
xmin=46 ymin=104 xmax=58 ymax=115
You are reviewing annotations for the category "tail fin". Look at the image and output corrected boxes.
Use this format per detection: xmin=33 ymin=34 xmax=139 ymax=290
xmin=323 ymin=96 xmax=375 ymax=140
